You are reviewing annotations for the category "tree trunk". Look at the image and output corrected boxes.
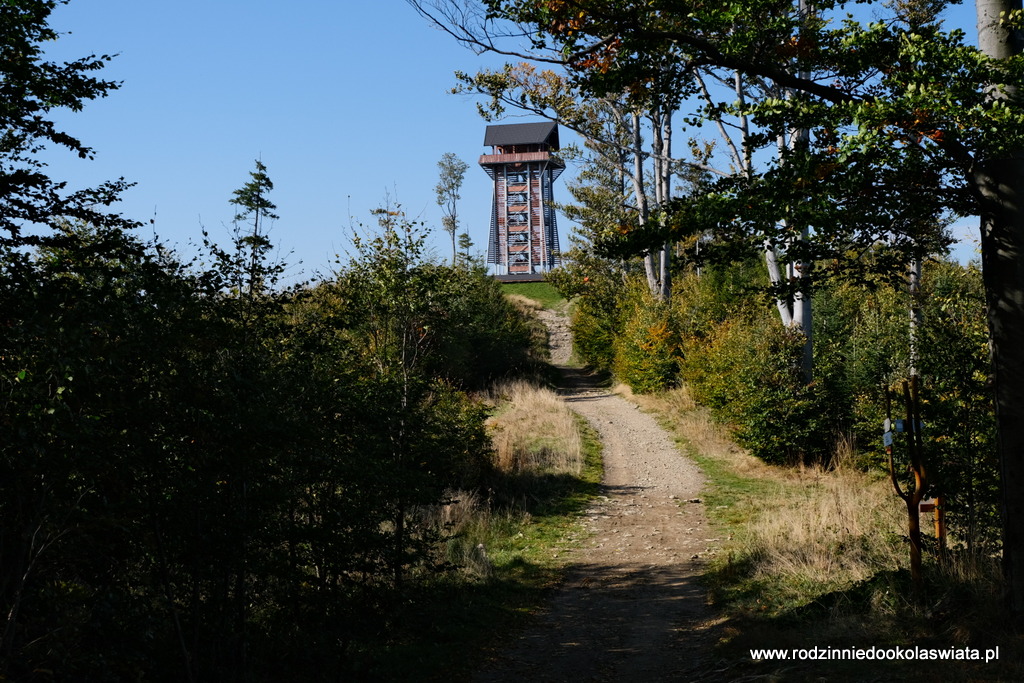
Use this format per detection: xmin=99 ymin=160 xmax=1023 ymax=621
xmin=628 ymin=111 xmax=661 ymax=297
xmin=658 ymin=110 xmax=673 ymax=302
xmin=976 ymin=0 xmax=1024 ymax=616
xmin=974 ymin=157 xmax=1024 ymax=615
xmin=909 ymin=256 xmax=922 ymax=378
xmin=907 ymin=494 xmax=924 ymax=589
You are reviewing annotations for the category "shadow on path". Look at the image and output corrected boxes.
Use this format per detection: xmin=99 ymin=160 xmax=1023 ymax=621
xmin=551 ymin=364 xmax=611 ymax=395
xmin=472 ymin=355 xmax=717 ymax=681
xmin=473 ymin=561 xmax=713 ymax=682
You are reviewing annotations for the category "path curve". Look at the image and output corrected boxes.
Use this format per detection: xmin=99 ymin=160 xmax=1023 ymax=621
xmin=473 ymin=309 xmax=716 ymax=682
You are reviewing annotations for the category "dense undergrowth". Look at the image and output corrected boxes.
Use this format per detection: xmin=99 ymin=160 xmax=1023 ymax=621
xmin=367 ymin=380 xmax=603 ymax=680
xmin=0 ymin=208 xmax=603 ymax=680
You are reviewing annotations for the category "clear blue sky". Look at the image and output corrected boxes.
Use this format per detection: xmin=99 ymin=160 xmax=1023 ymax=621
xmin=45 ymin=0 xmax=526 ymax=280
xmin=43 ymin=1 xmax=981 ymax=280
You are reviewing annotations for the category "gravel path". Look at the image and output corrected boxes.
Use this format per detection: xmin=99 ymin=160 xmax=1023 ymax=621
xmin=473 ymin=309 xmax=716 ymax=682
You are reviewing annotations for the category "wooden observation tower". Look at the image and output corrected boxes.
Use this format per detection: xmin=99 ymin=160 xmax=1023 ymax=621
xmin=480 ymin=122 xmax=564 ymax=278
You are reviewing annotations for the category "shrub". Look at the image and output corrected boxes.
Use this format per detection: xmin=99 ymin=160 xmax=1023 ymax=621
xmin=547 ymin=250 xmax=627 ymax=371
xmin=918 ymin=261 xmax=998 ymax=551
xmin=613 ymin=282 xmax=681 ymax=393
xmin=682 ymin=311 xmax=833 ymax=464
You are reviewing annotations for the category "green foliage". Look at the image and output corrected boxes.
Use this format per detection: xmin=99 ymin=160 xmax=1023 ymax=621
xmin=613 ymin=281 xmax=681 ymax=393
xmin=547 ymin=249 xmax=627 ymax=372
xmin=681 ymin=306 xmax=832 ymax=464
xmin=571 ymin=300 xmax=618 ymax=372
xmin=204 ymin=159 xmax=286 ymax=302
xmin=918 ymin=261 xmax=999 ymax=550
xmin=230 ymin=159 xmax=279 ymax=226
xmin=337 ymin=207 xmax=538 ymax=387
xmin=673 ymin=255 xmax=999 ymax=494
xmin=815 ymin=279 xmax=910 ymax=463
xmin=0 ymin=201 xmax=540 ymax=679
xmin=0 ymin=0 xmax=134 ymax=246
xmin=470 ymin=1 xmax=1009 ymax=273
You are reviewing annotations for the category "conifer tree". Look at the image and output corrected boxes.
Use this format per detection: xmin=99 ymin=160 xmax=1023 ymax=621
xmin=229 ymin=159 xmax=280 ymax=298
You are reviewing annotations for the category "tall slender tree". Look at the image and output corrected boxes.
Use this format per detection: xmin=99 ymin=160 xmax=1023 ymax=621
xmin=974 ymin=0 xmax=1024 ymax=614
xmin=229 ymin=158 xmax=280 ymax=298
xmin=435 ymin=152 xmax=470 ymax=265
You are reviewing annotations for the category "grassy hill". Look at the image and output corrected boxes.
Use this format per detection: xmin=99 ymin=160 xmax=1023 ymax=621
xmin=501 ymin=281 xmax=566 ymax=310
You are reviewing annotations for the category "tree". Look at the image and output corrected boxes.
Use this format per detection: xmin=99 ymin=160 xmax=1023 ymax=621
xmin=412 ymin=0 xmax=1024 ymax=612
xmin=457 ymin=230 xmax=474 ymax=263
xmin=227 ymin=158 xmax=282 ymax=298
xmin=435 ymin=152 xmax=470 ymax=265
xmin=335 ymin=205 xmax=530 ymax=588
xmin=0 ymin=0 xmax=134 ymax=248
xmin=973 ymin=0 xmax=1024 ymax=615
xmin=0 ymin=4 xmax=146 ymax=666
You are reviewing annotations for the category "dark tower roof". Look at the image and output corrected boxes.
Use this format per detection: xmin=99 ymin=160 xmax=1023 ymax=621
xmin=483 ymin=121 xmax=559 ymax=149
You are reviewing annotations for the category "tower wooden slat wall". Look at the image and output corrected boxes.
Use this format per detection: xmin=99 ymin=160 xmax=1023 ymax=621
xmin=480 ymin=123 xmax=564 ymax=277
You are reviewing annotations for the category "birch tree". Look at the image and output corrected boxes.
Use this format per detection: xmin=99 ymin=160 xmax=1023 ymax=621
xmin=435 ymin=152 xmax=470 ymax=265
xmin=416 ymin=0 xmax=1024 ymax=611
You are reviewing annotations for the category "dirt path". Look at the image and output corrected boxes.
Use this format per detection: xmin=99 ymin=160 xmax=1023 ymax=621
xmin=473 ymin=309 xmax=717 ymax=682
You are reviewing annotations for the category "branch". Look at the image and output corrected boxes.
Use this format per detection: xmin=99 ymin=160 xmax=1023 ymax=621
xmin=694 ymin=68 xmax=746 ymax=176
xmin=407 ymin=0 xmax=568 ymax=64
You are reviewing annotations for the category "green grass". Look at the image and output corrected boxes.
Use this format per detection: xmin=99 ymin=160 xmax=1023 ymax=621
xmin=364 ymin=414 xmax=603 ymax=681
xmin=501 ymin=281 xmax=566 ymax=310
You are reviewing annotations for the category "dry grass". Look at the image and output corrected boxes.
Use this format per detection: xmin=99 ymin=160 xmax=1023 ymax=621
xmin=486 ymin=379 xmax=583 ymax=476
xmin=628 ymin=382 xmax=1012 ymax=663
xmin=630 ymin=384 xmax=907 ymax=596
xmin=504 ymin=293 xmax=544 ymax=313
xmin=742 ymin=456 xmax=904 ymax=586
xmin=420 ymin=378 xmax=588 ymax=580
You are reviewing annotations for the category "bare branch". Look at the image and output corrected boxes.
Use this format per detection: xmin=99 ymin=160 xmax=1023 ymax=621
xmin=407 ymin=0 xmax=568 ymax=64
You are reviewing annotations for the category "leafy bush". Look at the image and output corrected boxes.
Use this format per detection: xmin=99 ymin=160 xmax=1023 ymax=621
xmin=681 ymin=310 xmax=832 ymax=464
xmin=613 ymin=281 xmax=681 ymax=393
xmin=547 ymin=249 xmax=627 ymax=371
xmin=918 ymin=261 xmax=999 ymax=551
xmin=0 ymin=209 xmax=537 ymax=680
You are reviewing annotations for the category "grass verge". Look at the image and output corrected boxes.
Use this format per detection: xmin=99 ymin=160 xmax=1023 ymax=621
xmin=501 ymin=281 xmax=566 ymax=311
xmin=362 ymin=381 xmax=603 ymax=681
xmin=625 ymin=384 xmax=1022 ymax=682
